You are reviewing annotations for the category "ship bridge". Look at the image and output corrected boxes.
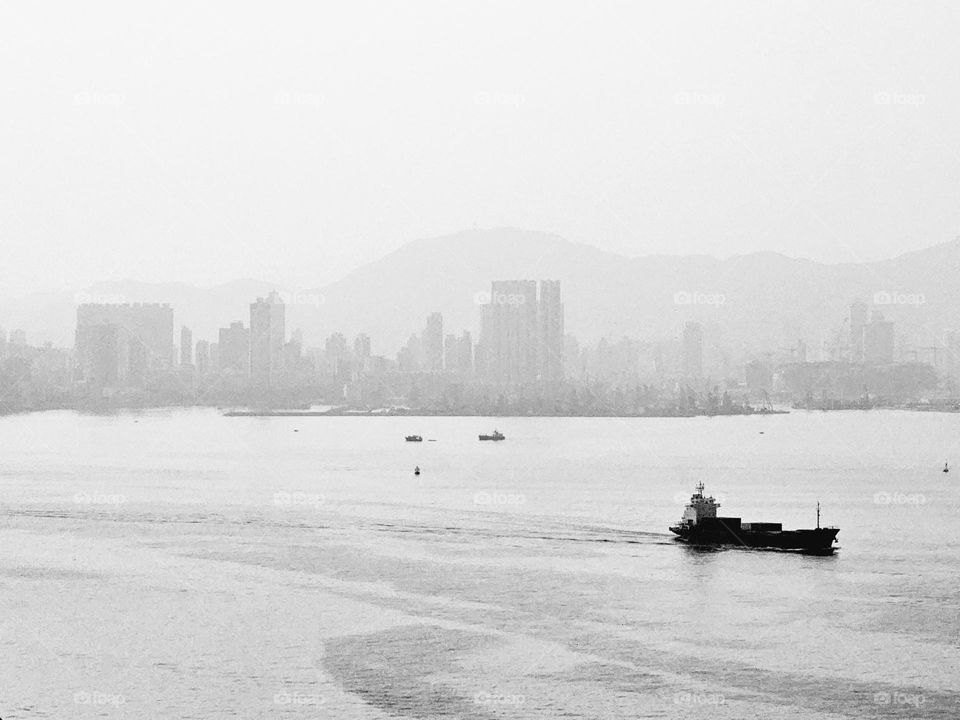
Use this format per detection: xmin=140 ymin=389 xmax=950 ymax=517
xmin=681 ymin=482 xmax=720 ymax=525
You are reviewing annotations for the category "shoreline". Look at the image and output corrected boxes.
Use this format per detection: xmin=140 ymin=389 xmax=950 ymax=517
xmin=9 ymin=403 xmax=960 ymax=417
xmin=222 ymin=408 xmax=791 ymax=418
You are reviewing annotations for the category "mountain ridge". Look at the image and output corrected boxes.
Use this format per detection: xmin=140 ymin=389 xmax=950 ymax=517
xmin=2 ymin=228 xmax=958 ymax=358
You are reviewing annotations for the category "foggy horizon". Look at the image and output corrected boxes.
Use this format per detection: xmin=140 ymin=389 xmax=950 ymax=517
xmin=4 ymin=1 xmax=960 ymax=295
xmin=2 ymin=224 xmax=959 ymax=298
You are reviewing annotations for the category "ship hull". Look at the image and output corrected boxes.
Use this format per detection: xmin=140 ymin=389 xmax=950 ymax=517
xmin=669 ymin=524 xmax=839 ymax=553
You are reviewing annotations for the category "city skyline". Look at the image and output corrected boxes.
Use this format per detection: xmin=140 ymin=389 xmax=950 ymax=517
xmin=4 ymin=226 xmax=960 ymax=359
xmin=0 ymin=273 xmax=950 ymax=417
xmin=3 ymin=280 xmax=948 ymax=368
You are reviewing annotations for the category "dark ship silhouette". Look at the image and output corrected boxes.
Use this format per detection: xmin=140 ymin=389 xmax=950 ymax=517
xmin=669 ymin=483 xmax=839 ymax=554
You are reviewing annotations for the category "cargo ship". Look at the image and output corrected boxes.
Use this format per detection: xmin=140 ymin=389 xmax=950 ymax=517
xmin=669 ymin=482 xmax=839 ymax=553
xmin=479 ymin=430 xmax=505 ymax=441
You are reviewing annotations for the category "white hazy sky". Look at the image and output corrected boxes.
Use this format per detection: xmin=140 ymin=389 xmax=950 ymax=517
xmin=1 ymin=0 xmax=959 ymax=294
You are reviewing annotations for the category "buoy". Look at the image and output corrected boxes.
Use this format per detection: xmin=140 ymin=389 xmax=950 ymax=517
xmin=414 ymin=466 xmax=421 ymax=475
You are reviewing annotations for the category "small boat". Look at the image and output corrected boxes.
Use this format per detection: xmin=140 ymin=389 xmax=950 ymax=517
xmin=414 ymin=465 xmax=421 ymax=475
xmin=944 ymin=461 xmax=950 ymax=473
xmin=479 ymin=430 xmax=505 ymax=441
xmin=405 ymin=435 xmax=423 ymax=442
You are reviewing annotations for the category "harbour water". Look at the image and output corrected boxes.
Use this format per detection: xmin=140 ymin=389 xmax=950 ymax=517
xmin=0 ymin=409 xmax=957 ymax=718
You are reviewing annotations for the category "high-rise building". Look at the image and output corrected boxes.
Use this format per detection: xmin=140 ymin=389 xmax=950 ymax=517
xmin=442 ymin=331 xmax=474 ymax=376
xmin=457 ymin=331 xmax=474 ymax=376
xmin=325 ymin=332 xmax=348 ymax=375
xmin=195 ymin=340 xmax=211 ymax=374
xmin=397 ymin=334 xmax=422 ymax=373
xmin=75 ymin=303 xmax=174 ymax=387
xmin=284 ymin=329 xmax=303 ymax=369
xmin=353 ymin=334 xmax=371 ymax=370
xmin=218 ymin=321 xmax=249 ymax=374
xmin=849 ymin=301 xmax=868 ymax=362
xmin=564 ymin=335 xmax=583 ymax=381
xmin=423 ymin=313 xmax=444 ymax=372
xmin=480 ymin=279 xmax=564 ymax=384
xmin=537 ymin=280 xmax=564 ymax=382
xmin=249 ymin=292 xmax=286 ymax=388
xmin=78 ymin=324 xmax=120 ymax=387
xmin=681 ymin=322 xmax=703 ymax=378
xmin=444 ymin=333 xmax=458 ymax=373
xmin=180 ymin=326 xmax=193 ymax=367
xmin=864 ymin=310 xmax=894 ymax=364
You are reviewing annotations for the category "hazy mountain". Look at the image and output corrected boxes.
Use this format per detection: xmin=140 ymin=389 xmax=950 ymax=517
xmin=3 ymin=228 xmax=959 ymax=359
xmin=297 ymin=228 xmax=960 ymax=358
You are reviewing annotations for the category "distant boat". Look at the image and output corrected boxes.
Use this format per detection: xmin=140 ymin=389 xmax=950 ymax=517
xmin=414 ymin=465 xmax=421 ymax=475
xmin=405 ymin=435 xmax=423 ymax=442
xmin=479 ymin=430 xmax=505 ymax=441
xmin=944 ymin=461 xmax=950 ymax=473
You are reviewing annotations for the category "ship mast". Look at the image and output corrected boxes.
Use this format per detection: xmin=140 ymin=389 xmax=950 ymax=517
xmin=816 ymin=501 xmax=820 ymax=529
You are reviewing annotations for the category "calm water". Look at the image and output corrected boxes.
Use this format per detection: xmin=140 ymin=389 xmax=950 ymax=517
xmin=0 ymin=409 xmax=957 ymax=719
